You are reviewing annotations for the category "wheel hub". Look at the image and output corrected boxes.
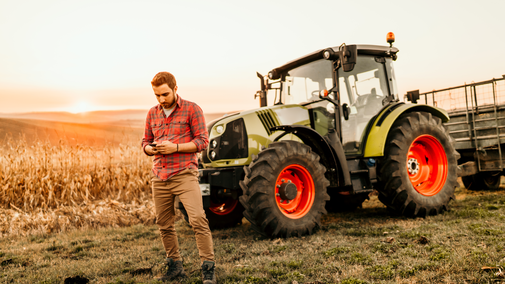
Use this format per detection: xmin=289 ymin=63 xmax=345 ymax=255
xmin=275 ymin=164 xmax=315 ymax=219
xmin=278 ymin=181 xmax=298 ymax=201
xmin=209 ymin=198 xmax=239 ymax=216
xmin=407 ymin=158 xmax=420 ymax=175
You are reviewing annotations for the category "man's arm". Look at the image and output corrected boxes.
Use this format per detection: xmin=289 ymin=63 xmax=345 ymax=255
xmin=188 ymin=103 xmax=209 ymax=152
xmin=155 ymin=140 xmax=196 ymax=154
xmin=141 ymin=110 xmax=156 ymax=156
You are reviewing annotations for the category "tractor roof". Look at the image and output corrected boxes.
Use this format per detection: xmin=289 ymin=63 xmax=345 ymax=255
xmin=269 ymin=44 xmax=399 ymax=78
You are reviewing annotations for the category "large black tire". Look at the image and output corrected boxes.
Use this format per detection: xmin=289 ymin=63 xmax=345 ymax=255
xmin=325 ymin=192 xmax=370 ymax=212
xmin=179 ymin=199 xmax=244 ymax=229
xmin=462 ymin=172 xmax=501 ymax=191
xmin=377 ymin=112 xmax=460 ymax=217
xmin=239 ymin=140 xmax=330 ymax=238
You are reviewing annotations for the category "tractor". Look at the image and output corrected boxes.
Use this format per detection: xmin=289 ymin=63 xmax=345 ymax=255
xmin=177 ymin=33 xmax=460 ymax=238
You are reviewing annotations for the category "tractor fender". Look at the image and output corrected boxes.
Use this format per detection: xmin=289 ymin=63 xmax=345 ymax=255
xmin=364 ymin=103 xmax=450 ymax=157
xmin=270 ymin=125 xmax=352 ymax=187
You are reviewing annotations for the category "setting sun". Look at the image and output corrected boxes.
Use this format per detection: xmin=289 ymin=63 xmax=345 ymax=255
xmin=68 ymin=101 xmax=93 ymax=114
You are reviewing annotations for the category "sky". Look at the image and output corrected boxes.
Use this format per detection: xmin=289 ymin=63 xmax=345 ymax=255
xmin=0 ymin=0 xmax=504 ymax=114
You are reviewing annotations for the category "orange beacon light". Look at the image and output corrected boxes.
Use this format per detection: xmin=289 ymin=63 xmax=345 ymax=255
xmin=387 ymin=32 xmax=395 ymax=47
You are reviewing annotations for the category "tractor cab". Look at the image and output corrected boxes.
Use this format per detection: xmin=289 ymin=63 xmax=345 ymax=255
xmin=257 ymin=41 xmax=399 ymax=155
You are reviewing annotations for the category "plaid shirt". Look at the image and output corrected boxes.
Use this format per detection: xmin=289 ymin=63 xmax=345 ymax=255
xmin=142 ymin=95 xmax=208 ymax=181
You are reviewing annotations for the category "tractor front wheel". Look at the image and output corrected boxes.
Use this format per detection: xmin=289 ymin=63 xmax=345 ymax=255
xmin=239 ymin=141 xmax=330 ymax=238
xmin=377 ymin=111 xmax=460 ymax=217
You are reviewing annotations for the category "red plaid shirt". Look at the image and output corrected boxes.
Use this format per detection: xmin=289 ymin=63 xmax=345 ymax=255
xmin=142 ymin=95 xmax=208 ymax=181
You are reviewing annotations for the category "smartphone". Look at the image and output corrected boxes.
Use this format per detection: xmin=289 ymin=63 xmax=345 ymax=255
xmin=148 ymin=143 xmax=157 ymax=147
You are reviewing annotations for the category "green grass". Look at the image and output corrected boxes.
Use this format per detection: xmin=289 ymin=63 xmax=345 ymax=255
xmin=1 ymin=187 xmax=505 ymax=283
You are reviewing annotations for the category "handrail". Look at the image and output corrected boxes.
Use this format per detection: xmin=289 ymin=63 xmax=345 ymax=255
xmin=469 ymin=84 xmax=481 ymax=171
xmin=492 ymin=79 xmax=503 ymax=170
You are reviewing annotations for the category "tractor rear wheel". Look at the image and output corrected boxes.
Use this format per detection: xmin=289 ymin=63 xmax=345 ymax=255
xmin=462 ymin=172 xmax=501 ymax=191
xmin=239 ymin=140 xmax=330 ymax=238
xmin=377 ymin=111 xmax=460 ymax=217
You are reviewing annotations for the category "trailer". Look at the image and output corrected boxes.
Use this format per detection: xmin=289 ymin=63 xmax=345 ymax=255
xmin=405 ymin=76 xmax=505 ymax=190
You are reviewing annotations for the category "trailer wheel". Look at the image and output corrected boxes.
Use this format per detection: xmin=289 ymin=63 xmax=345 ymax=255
xmin=462 ymin=172 xmax=501 ymax=191
xmin=239 ymin=140 xmax=330 ymax=238
xmin=377 ymin=111 xmax=460 ymax=217
xmin=179 ymin=198 xmax=244 ymax=229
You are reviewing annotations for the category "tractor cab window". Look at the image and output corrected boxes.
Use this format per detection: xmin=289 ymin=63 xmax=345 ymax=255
xmin=338 ymin=55 xmax=390 ymax=153
xmin=280 ymin=59 xmax=333 ymax=105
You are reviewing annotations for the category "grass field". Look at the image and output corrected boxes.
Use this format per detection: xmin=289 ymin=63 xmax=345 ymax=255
xmin=1 ymin=185 xmax=504 ymax=284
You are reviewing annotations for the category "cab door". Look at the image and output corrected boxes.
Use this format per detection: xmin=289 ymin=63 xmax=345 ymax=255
xmin=338 ymin=56 xmax=392 ymax=154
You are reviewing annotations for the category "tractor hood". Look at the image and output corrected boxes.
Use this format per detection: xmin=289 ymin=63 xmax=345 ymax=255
xmin=201 ymin=104 xmax=311 ymax=168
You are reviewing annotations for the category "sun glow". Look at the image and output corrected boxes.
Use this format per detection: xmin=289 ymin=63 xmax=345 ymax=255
xmin=68 ymin=101 xmax=93 ymax=114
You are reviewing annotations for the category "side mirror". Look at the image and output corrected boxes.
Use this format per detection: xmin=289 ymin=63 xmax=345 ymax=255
xmin=342 ymin=103 xmax=350 ymax=120
xmin=339 ymin=45 xmax=357 ymax=72
xmin=406 ymin=90 xmax=420 ymax=104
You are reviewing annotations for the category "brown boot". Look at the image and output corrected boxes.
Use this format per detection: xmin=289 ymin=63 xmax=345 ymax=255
xmin=156 ymin=258 xmax=187 ymax=282
xmin=201 ymin=261 xmax=217 ymax=284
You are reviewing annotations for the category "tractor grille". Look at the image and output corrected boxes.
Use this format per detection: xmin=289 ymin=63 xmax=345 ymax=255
xmin=257 ymin=109 xmax=278 ymax=135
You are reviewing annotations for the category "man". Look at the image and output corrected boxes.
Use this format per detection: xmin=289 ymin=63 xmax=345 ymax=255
xmin=142 ymin=71 xmax=216 ymax=283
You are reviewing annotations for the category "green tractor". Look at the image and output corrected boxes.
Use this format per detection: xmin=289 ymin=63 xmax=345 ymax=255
xmin=178 ymin=33 xmax=460 ymax=238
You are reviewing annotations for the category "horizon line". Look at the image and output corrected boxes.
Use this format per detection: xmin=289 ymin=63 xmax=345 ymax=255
xmin=0 ymin=109 xmax=235 ymax=115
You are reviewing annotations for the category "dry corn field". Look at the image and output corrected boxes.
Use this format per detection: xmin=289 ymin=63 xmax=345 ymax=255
xmin=0 ymin=135 xmax=157 ymax=238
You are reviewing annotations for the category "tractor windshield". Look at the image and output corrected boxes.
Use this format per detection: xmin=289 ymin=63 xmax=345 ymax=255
xmin=274 ymin=59 xmax=336 ymax=137
xmin=338 ymin=55 xmax=395 ymax=153
xmin=279 ymin=59 xmax=333 ymax=105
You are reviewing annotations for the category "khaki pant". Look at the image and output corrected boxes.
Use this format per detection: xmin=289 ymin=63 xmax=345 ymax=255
xmin=151 ymin=168 xmax=214 ymax=262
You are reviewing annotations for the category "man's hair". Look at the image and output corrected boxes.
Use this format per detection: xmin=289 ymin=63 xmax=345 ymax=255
xmin=151 ymin=72 xmax=177 ymax=89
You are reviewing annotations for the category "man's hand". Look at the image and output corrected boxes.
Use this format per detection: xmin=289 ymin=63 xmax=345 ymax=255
xmin=145 ymin=144 xmax=158 ymax=155
xmin=154 ymin=140 xmax=177 ymax=155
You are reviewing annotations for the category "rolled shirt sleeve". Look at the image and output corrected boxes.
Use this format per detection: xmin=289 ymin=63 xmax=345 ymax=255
xmin=189 ymin=103 xmax=209 ymax=152
xmin=141 ymin=108 xmax=155 ymax=156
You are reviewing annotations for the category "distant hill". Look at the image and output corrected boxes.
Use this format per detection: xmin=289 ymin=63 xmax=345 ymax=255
xmin=0 ymin=110 xmax=231 ymax=125
xmin=0 ymin=110 xmax=235 ymax=147
xmin=0 ymin=109 xmax=149 ymax=124
xmin=0 ymin=118 xmax=143 ymax=147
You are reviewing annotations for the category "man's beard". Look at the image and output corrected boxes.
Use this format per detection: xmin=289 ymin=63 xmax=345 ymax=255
xmin=161 ymin=97 xmax=176 ymax=109
xmin=162 ymin=101 xmax=175 ymax=109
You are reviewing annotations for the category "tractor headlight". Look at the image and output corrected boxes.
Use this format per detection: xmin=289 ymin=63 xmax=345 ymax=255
xmin=203 ymin=118 xmax=248 ymax=163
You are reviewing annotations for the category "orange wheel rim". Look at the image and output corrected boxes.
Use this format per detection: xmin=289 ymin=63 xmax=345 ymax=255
xmin=209 ymin=198 xmax=238 ymax=215
xmin=407 ymin=135 xmax=448 ymax=196
xmin=275 ymin=164 xmax=315 ymax=219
